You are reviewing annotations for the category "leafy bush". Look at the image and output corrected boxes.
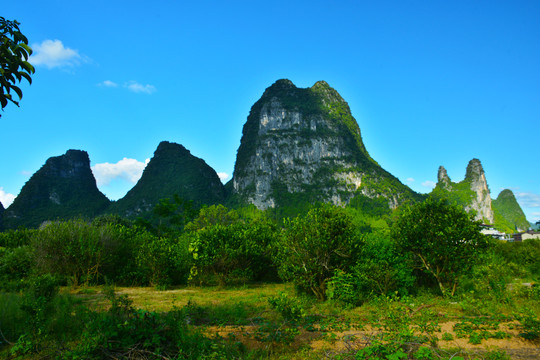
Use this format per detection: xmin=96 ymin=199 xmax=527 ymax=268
xmin=276 ymin=204 xmax=360 ymax=300
xmin=268 ymin=292 xmax=306 ymax=323
xmin=188 ymin=216 xmax=277 ymax=286
xmin=136 ymin=233 xmax=192 ymax=288
xmin=392 ymin=198 xmax=489 ymax=296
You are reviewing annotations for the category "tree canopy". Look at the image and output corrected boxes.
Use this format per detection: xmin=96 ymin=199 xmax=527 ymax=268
xmin=0 ymin=17 xmax=34 ymax=116
xmin=392 ymin=197 xmax=489 ymax=296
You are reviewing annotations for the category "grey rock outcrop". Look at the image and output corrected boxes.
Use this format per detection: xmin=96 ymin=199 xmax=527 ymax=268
xmin=437 ymin=166 xmax=451 ymax=189
xmin=464 ymin=159 xmax=494 ymax=223
xmin=230 ymin=79 xmax=420 ymax=210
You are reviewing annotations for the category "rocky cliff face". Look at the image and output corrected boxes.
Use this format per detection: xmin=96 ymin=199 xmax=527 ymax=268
xmin=230 ymin=79 xmax=420 ymax=210
xmin=437 ymin=166 xmax=451 ymax=188
xmin=464 ymin=159 xmax=494 ymax=223
xmin=3 ymin=150 xmax=110 ymax=228
xmin=432 ymin=158 xmax=494 ymax=223
xmin=110 ymin=141 xmax=226 ymax=217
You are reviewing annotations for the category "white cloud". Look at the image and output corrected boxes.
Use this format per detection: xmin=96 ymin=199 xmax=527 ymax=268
xmin=0 ymin=187 xmax=16 ymax=208
xmin=30 ymin=39 xmax=83 ymax=69
xmin=515 ymin=192 xmax=540 ymax=208
xmin=217 ymin=172 xmax=229 ymax=182
xmin=91 ymin=158 xmax=150 ymax=186
xmin=421 ymin=180 xmax=436 ymax=189
xmin=406 ymin=177 xmax=415 ymax=183
xmin=125 ymin=81 xmax=157 ymax=94
xmin=98 ymin=80 xmax=118 ymax=88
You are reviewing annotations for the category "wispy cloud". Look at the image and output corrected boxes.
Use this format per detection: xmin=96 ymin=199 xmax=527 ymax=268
xmin=30 ymin=39 xmax=85 ymax=69
xmin=0 ymin=187 xmax=16 ymax=208
xmin=217 ymin=172 xmax=229 ymax=182
xmin=515 ymin=192 xmax=540 ymax=208
xmin=125 ymin=81 xmax=157 ymax=94
xmin=91 ymin=158 xmax=150 ymax=186
xmin=421 ymin=180 xmax=436 ymax=189
xmin=406 ymin=177 xmax=415 ymax=184
xmin=98 ymin=80 xmax=118 ymax=88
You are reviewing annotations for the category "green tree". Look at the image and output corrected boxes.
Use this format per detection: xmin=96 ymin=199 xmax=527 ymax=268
xmin=392 ymin=197 xmax=489 ymax=296
xmin=1 ymin=17 xmax=34 ymax=116
xmin=276 ymin=204 xmax=360 ymax=300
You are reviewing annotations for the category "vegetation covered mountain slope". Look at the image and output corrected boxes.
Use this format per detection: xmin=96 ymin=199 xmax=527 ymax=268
xmin=108 ymin=141 xmax=226 ymax=218
xmin=492 ymin=189 xmax=529 ymax=233
xmin=0 ymin=201 xmax=4 ymax=229
xmin=230 ymin=79 xmax=422 ymax=212
xmin=2 ymin=150 xmax=110 ymax=229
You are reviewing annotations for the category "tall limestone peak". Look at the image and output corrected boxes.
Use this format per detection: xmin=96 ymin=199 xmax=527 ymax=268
xmin=437 ymin=166 xmax=451 ymax=188
xmin=110 ymin=141 xmax=226 ymax=217
xmin=463 ymin=158 xmax=493 ymax=223
xmin=465 ymin=158 xmax=486 ymax=183
xmin=432 ymin=158 xmax=494 ymax=223
xmin=231 ymin=79 xmax=420 ymax=211
xmin=492 ymin=189 xmax=529 ymax=232
xmin=3 ymin=150 xmax=110 ymax=228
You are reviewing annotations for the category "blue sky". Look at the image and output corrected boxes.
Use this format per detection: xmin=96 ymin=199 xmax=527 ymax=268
xmin=2 ymin=1 xmax=539 ymax=222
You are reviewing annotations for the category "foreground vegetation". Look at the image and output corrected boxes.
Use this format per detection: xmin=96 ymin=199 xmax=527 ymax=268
xmin=1 ymin=198 xmax=539 ymax=359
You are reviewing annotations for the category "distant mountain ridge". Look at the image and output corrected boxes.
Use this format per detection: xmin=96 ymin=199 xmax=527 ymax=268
xmin=0 ymin=80 xmax=530 ymax=229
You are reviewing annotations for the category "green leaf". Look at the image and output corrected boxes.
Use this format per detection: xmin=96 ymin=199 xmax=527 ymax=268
xmin=11 ymin=85 xmax=23 ymax=100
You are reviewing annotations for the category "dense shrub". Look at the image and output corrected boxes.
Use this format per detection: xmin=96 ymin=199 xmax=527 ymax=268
xmin=327 ymin=233 xmax=415 ymax=305
xmin=275 ymin=204 xmax=360 ymax=300
xmin=31 ymin=220 xmax=153 ymax=286
xmin=392 ymin=198 xmax=489 ymax=296
xmin=493 ymin=239 xmax=540 ymax=280
xmin=188 ymin=220 xmax=277 ymax=286
xmin=136 ymin=234 xmax=192 ymax=288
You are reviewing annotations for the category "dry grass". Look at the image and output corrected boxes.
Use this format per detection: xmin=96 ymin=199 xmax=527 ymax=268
xmin=65 ymin=284 xmax=540 ymax=359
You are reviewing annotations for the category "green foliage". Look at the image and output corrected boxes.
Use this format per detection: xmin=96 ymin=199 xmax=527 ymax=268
xmin=67 ymin=288 xmax=242 ymax=359
xmin=276 ymin=204 xmax=360 ymax=300
xmin=492 ymin=239 xmax=540 ymax=280
xmin=515 ymin=306 xmax=540 ymax=340
xmin=268 ymin=292 xmax=306 ymax=323
xmin=459 ymin=249 xmax=523 ymax=301
xmin=144 ymin=195 xmax=199 ymax=236
xmin=188 ymin=216 xmax=277 ymax=286
xmin=328 ymin=233 xmax=416 ymax=305
xmin=136 ymin=234 xmax=192 ymax=288
xmin=393 ymin=198 xmax=489 ymax=296
xmin=0 ymin=228 xmax=37 ymax=247
xmin=31 ymin=219 xmax=151 ymax=286
xmin=348 ymin=193 xmax=393 ymax=217
xmin=0 ymin=17 xmax=34 ymax=116
xmin=430 ymin=179 xmax=476 ymax=208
